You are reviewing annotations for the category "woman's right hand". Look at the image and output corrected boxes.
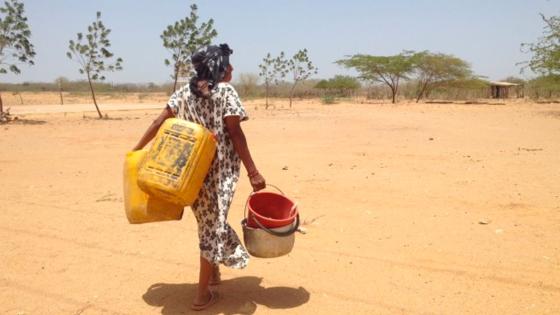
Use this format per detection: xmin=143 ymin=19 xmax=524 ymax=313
xmin=249 ymin=172 xmax=266 ymax=192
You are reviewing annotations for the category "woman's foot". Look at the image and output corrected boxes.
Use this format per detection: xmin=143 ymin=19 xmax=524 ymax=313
xmin=209 ymin=265 xmax=221 ymax=286
xmin=191 ymin=290 xmax=219 ymax=311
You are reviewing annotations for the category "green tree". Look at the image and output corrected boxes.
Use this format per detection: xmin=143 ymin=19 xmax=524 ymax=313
xmin=161 ymin=4 xmax=217 ymax=93
xmin=521 ymin=13 xmax=560 ymax=75
xmin=54 ymin=76 xmax=69 ymax=105
xmin=314 ymin=75 xmax=360 ymax=97
xmin=412 ymin=51 xmax=472 ymax=102
xmin=67 ymin=11 xmax=123 ymax=119
xmin=258 ymin=52 xmax=288 ymax=109
xmin=527 ymin=74 xmax=560 ymax=99
xmin=287 ymin=49 xmax=317 ymax=108
xmin=314 ymin=80 xmax=330 ymax=90
xmin=0 ymin=0 xmax=35 ymax=117
xmin=337 ymin=52 xmax=414 ymax=104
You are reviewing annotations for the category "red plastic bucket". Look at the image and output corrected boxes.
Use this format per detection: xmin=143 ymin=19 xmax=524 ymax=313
xmin=246 ymin=186 xmax=298 ymax=229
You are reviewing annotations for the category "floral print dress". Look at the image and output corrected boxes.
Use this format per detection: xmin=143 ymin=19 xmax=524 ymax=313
xmin=167 ymin=82 xmax=250 ymax=269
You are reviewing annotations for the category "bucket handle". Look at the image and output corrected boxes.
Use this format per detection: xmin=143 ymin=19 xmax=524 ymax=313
xmin=243 ymin=214 xmax=300 ymax=237
xmin=263 ymin=184 xmax=284 ymax=195
xmin=243 ymin=184 xmax=288 ymax=218
xmin=243 ymin=184 xmax=299 ymax=237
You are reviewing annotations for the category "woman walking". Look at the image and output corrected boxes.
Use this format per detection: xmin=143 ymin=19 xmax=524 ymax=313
xmin=133 ymin=44 xmax=265 ymax=311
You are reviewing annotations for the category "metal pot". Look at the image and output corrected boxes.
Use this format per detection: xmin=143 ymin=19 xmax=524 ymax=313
xmin=241 ymin=216 xmax=299 ymax=258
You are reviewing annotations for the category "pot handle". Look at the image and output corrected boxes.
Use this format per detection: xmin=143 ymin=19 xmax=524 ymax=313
xmin=244 ymin=214 xmax=300 ymax=237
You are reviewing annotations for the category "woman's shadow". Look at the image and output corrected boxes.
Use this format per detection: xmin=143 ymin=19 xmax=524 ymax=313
xmin=143 ymin=276 xmax=310 ymax=314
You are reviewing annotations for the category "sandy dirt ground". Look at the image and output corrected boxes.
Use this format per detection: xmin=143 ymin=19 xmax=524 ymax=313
xmin=1 ymin=98 xmax=559 ymax=314
xmin=1 ymin=92 xmax=170 ymax=107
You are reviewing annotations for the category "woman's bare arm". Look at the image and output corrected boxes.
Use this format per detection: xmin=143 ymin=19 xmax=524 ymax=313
xmin=132 ymin=107 xmax=174 ymax=151
xmin=224 ymin=116 xmax=266 ymax=191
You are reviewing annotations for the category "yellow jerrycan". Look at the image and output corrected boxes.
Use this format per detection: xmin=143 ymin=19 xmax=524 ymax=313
xmin=123 ymin=150 xmax=184 ymax=224
xmin=137 ymin=118 xmax=217 ymax=206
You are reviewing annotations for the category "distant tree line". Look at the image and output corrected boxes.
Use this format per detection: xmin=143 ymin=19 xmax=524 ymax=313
xmin=2 ymin=72 xmax=559 ymax=102
xmin=0 ymin=80 xmax=174 ymax=93
xmin=1 ymin=0 xmax=559 ymax=120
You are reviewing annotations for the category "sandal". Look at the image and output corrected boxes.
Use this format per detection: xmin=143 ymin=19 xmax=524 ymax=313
xmin=191 ymin=291 xmax=219 ymax=311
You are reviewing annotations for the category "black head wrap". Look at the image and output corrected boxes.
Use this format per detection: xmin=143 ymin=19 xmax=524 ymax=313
xmin=189 ymin=43 xmax=233 ymax=98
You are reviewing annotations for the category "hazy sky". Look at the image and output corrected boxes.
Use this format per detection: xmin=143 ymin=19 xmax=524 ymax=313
xmin=3 ymin=0 xmax=559 ymax=84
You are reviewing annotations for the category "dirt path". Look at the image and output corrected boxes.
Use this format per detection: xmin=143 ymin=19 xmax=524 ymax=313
xmin=1 ymin=100 xmax=559 ymax=314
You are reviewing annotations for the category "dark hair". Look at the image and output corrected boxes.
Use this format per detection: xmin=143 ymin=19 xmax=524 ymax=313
xmin=189 ymin=44 xmax=233 ymax=98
